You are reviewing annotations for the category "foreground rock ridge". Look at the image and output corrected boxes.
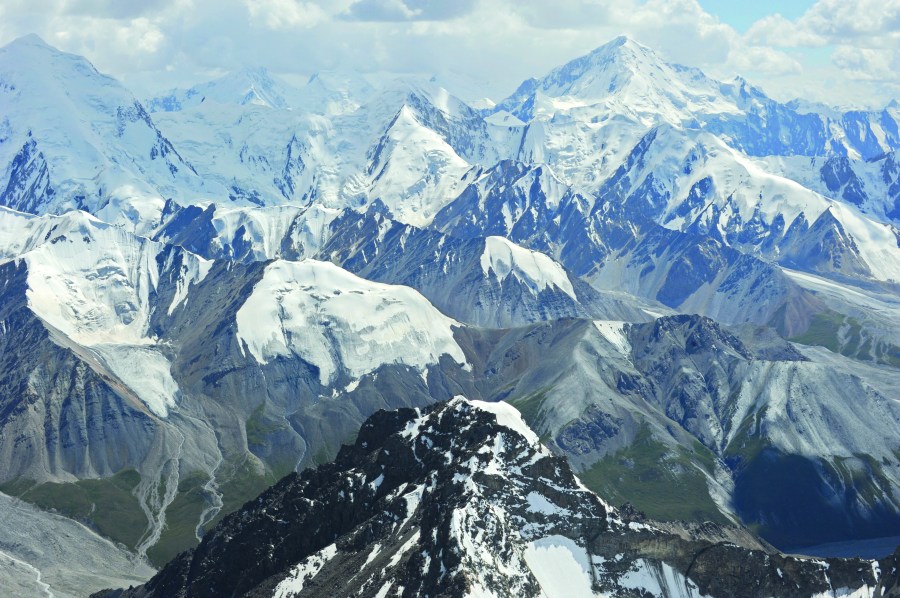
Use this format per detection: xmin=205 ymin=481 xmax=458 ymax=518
xmin=96 ymin=398 xmax=899 ymax=598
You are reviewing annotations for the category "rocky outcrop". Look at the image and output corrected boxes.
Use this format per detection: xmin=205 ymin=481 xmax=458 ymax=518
xmin=0 ymin=259 xmax=156 ymax=482
xmin=94 ymin=398 xmax=898 ymax=598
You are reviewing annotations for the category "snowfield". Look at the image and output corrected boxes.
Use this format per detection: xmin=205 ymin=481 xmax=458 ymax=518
xmin=235 ymin=259 xmax=468 ymax=385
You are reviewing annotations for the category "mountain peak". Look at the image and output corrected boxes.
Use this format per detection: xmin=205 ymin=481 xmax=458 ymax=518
xmin=222 ymin=65 xmax=276 ymax=86
xmin=3 ymin=33 xmax=54 ymax=51
xmin=102 ymin=397 xmax=897 ymax=598
xmin=492 ymin=34 xmax=675 ymax=117
xmin=0 ymin=33 xmax=85 ymax=68
xmin=493 ymin=34 xmax=745 ymax=125
xmin=583 ymin=35 xmax=660 ymax=67
xmin=588 ymin=34 xmax=650 ymax=57
xmin=0 ymin=31 xmax=107 ymax=81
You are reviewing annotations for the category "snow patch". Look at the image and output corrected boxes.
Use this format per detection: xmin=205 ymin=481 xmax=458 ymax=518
xmin=468 ymin=399 xmax=540 ymax=445
xmin=362 ymin=543 xmax=382 ymax=569
xmin=388 ymin=531 xmax=421 ymax=569
xmin=619 ymin=558 xmax=711 ymax=598
xmin=526 ymin=491 xmax=569 ymax=516
xmin=273 ymin=543 xmax=338 ymax=598
xmin=523 ymin=535 xmax=596 ymax=598
xmin=592 ymin=320 xmax=631 ymax=355
xmin=235 ymin=259 xmax=467 ymax=385
xmin=480 ymin=236 xmax=575 ymax=298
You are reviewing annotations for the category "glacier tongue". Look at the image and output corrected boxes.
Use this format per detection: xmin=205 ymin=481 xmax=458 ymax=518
xmin=0 ymin=207 xmax=209 ymax=417
xmin=91 ymin=344 xmax=180 ymax=418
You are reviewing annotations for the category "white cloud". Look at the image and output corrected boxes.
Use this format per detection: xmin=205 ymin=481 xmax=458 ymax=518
xmin=738 ymin=0 xmax=899 ymax=104
xmin=801 ymin=0 xmax=900 ymax=39
xmin=61 ymin=0 xmax=173 ymax=20
xmin=244 ymin=0 xmax=327 ymax=30
xmin=832 ymin=44 xmax=900 ymax=82
xmin=745 ymin=14 xmax=827 ymax=47
xmin=746 ymin=0 xmax=900 ymax=48
xmin=0 ymin=0 xmax=895 ymax=107
xmin=341 ymin=0 xmax=476 ymax=21
xmin=728 ymin=45 xmax=804 ymax=77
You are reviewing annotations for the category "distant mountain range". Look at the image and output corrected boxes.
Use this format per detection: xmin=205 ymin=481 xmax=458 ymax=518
xmin=0 ymin=32 xmax=898 ymax=597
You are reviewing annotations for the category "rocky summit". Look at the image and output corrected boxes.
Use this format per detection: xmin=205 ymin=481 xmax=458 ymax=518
xmin=95 ymin=398 xmax=899 ymax=598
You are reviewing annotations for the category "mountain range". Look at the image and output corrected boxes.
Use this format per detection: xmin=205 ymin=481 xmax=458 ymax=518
xmin=94 ymin=398 xmax=900 ymax=597
xmin=0 ymin=32 xmax=898 ymax=597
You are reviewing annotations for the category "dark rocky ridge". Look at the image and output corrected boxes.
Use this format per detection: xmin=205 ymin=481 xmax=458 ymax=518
xmin=94 ymin=398 xmax=899 ymax=598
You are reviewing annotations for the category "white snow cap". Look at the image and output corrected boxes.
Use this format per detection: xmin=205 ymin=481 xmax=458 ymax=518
xmin=462 ymin=397 xmax=541 ymax=445
xmin=480 ymin=236 xmax=575 ymax=298
xmin=235 ymin=259 xmax=468 ymax=385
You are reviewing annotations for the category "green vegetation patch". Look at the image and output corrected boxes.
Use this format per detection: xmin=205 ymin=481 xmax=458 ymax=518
xmin=311 ymin=444 xmax=336 ymax=467
xmin=578 ymin=426 xmax=728 ymax=524
xmin=724 ymin=408 xmax=768 ymax=464
xmin=146 ymin=471 xmax=211 ymax=566
xmin=790 ymin=310 xmax=900 ymax=366
xmin=152 ymin=455 xmax=289 ymax=566
xmin=508 ymin=387 xmax=552 ymax=429
xmin=791 ymin=310 xmax=853 ymax=353
xmin=245 ymin=402 xmax=285 ymax=447
xmin=1 ymin=469 xmax=146 ymax=550
xmin=827 ymin=454 xmax=897 ymax=507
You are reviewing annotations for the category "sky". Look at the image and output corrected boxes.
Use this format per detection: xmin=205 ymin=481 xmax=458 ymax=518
xmin=0 ymin=0 xmax=897 ymax=108
xmin=698 ymin=1 xmax=812 ymax=32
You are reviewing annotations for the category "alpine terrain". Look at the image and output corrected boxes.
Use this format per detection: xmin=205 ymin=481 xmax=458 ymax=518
xmin=0 ymin=30 xmax=897 ymax=597
xmin=94 ymin=398 xmax=900 ymax=597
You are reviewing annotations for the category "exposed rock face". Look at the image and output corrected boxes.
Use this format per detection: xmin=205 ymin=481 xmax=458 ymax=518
xmin=95 ymin=398 xmax=898 ymax=598
xmin=0 ymin=259 xmax=157 ymax=482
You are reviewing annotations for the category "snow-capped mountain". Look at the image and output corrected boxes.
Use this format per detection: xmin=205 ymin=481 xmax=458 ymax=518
xmin=234 ymin=259 xmax=467 ymax=386
xmin=487 ymin=38 xmax=900 ymax=287
xmin=0 ymin=204 xmax=476 ymax=567
xmin=146 ymin=67 xmax=302 ymax=112
xmin=153 ymin=201 xmax=342 ymax=262
xmin=761 ymin=150 xmax=900 ymax=225
xmin=316 ymin=206 xmax=659 ymax=327
xmin=0 ymin=35 xmax=212 ymax=226
xmin=0 ymin=32 xmax=898 ymax=592
xmin=497 ymin=36 xmax=900 ymax=162
xmin=294 ymin=71 xmax=378 ymax=116
xmin=3 ymin=200 xmax=894 ymax=568
xmin=95 ymin=398 xmax=899 ymax=598
xmin=5 ymin=32 xmax=898 ymax=287
xmin=148 ymin=76 xmax=493 ymax=224
xmin=590 ymin=124 xmax=900 ymax=281
xmin=152 ymin=199 xmax=657 ymax=327
xmin=496 ymin=36 xmax=745 ymax=128
xmin=431 ymin=160 xmax=826 ymax=332
xmin=0 ymin=206 xmax=209 ymax=418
